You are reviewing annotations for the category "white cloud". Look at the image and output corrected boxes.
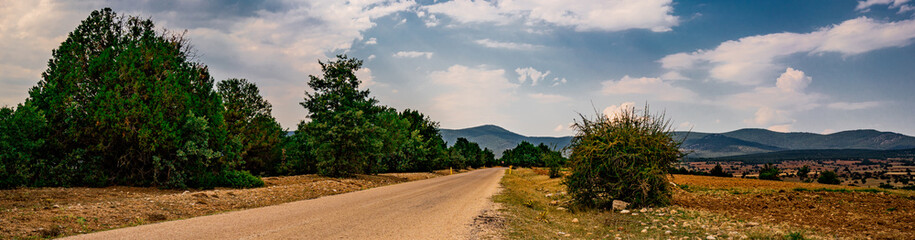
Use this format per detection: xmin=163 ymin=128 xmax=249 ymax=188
xmin=515 ymin=67 xmax=550 ymax=85
xmin=601 ymin=75 xmax=697 ymax=102
xmin=603 ymin=102 xmax=636 ymax=119
xmin=423 ymin=0 xmax=678 ymax=32
xmin=725 ymin=68 xmax=822 ymax=129
xmin=355 ymin=67 xmax=381 ymax=89
xmin=423 ymin=0 xmax=512 ymax=25
xmin=528 ymin=93 xmax=570 ymax=103
xmin=660 ymin=17 xmax=915 ymax=85
xmin=393 ymin=51 xmax=434 ymax=59
xmin=660 ymin=71 xmax=689 ymax=81
xmin=367 ymin=54 xmax=377 ymax=60
xmin=0 ymin=0 xmax=416 ymax=130
xmin=553 ymin=124 xmax=566 ymax=132
xmin=427 ymin=65 xmax=518 ymax=127
xmin=365 ymin=37 xmax=377 ymax=45
xmin=827 ymin=101 xmax=883 ymax=110
xmin=475 ymin=39 xmax=540 ymax=50
xmin=550 ymin=77 xmax=568 ymax=87
xmin=775 ymin=67 xmax=812 ymax=92
xmin=856 ymin=0 xmax=913 ymax=12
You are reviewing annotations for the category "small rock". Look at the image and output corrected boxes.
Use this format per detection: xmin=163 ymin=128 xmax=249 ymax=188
xmin=557 ymin=207 xmax=567 ymax=211
xmin=631 ymin=213 xmax=638 ymax=216
xmin=641 ymin=229 xmax=648 ymax=233
xmin=557 ymin=231 xmax=566 ymax=235
xmin=707 ymin=235 xmax=716 ymax=240
xmin=550 ymin=200 xmax=559 ymax=205
xmin=564 ymin=233 xmax=571 ymax=237
xmin=620 ymin=209 xmax=631 ymax=214
xmin=639 ymin=208 xmax=648 ymax=213
xmin=612 ymin=200 xmax=630 ymax=210
xmin=52 ymin=204 xmax=60 ymax=209
xmin=665 ymin=230 xmax=672 ymax=234
xmin=571 ymin=218 xmax=579 ymax=223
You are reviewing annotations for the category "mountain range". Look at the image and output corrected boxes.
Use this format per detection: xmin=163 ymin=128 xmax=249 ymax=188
xmin=441 ymin=125 xmax=915 ymax=159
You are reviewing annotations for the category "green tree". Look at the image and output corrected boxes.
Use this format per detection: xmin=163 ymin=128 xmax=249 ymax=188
xmin=758 ymin=163 xmax=781 ymax=180
xmin=817 ymin=170 xmax=841 ymax=185
xmin=297 ymin=55 xmax=381 ymax=177
xmin=709 ymin=164 xmax=731 ymax=177
xmin=217 ymin=78 xmax=284 ymax=175
xmin=0 ymin=104 xmax=48 ymax=188
xmin=797 ymin=165 xmax=811 ymax=180
xmin=26 ymin=8 xmax=237 ymax=188
xmin=563 ymin=105 xmax=683 ymax=208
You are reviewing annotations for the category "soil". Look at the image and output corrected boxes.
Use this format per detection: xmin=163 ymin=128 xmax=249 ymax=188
xmin=671 ymin=174 xmax=915 ymax=239
xmin=0 ymin=172 xmax=443 ymax=239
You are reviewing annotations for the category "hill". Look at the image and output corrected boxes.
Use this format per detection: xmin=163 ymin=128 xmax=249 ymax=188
xmin=440 ymin=125 xmax=915 ymax=159
xmin=439 ymin=125 xmax=571 ymax=157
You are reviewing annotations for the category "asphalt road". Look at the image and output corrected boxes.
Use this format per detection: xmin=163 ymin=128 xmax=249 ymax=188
xmin=62 ymin=167 xmax=506 ymax=240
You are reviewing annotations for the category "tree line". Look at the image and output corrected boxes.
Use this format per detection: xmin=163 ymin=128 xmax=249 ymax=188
xmin=0 ymin=8 xmax=502 ymax=189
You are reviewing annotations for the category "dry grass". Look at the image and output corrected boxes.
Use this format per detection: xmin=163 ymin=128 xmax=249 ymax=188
xmin=493 ymin=168 xmax=804 ymax=239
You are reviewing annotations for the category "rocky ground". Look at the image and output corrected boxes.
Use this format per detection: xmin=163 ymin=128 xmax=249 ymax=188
xmin=0 ymin=172 xmax=444 ymax=239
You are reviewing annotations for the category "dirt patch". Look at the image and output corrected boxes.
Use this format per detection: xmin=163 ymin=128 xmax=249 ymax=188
xmin=672 ymin=174 xmax=915 ymax=239
xmin=0 ymin=172 xmax=441 ymax=239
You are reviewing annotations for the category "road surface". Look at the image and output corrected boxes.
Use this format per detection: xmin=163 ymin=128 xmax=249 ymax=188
xmin=62 ymin=168 xmax=505 ymax=240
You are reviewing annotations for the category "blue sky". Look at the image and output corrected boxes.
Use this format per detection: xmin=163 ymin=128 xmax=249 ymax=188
xmin=1 ymin=0 xmax=914 ymax=137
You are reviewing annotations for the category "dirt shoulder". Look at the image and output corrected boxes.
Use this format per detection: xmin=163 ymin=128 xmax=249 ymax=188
xmin=0 ymin=172 xmax=444 ymax=239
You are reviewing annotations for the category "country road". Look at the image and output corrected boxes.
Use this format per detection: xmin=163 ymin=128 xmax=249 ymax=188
xmin=61 ymin=168 xmax=506 ymax=240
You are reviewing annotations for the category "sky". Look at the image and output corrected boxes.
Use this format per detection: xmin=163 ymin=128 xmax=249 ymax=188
xmin=1 ymin=0 xmax=914 ymax=137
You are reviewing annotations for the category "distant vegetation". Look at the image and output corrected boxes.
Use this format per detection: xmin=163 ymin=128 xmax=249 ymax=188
xmin=564 ymin=105 xmax=683 ymax=208
xmin=0 ymin=8 xmax=494 ymax=189
xmin=688 ymin=148 xmax=915 ymax=164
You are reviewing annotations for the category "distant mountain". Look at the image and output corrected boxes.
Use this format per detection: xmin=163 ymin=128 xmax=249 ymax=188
xmin=678 ymin=128 xmax=915 ymax=158
xmin=679 ymin=134 xmax=784 ymax=158
xmin=440 ymin=125 xmax=915 ymax=159
xmin=439 ymin=125 xmax=572 ymax=157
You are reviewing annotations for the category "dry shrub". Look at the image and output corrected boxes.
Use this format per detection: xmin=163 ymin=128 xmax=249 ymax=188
xmin=563 ymin=105 xmax=683 ymax=208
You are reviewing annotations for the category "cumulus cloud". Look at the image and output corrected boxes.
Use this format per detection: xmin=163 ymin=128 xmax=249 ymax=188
xmin=553 ymin=124 xmax=566 ymax=132
xmin=601 ymin=76 xmax=697 ymax=102
xmin=365 ymin=37 xmax=377 ymax=45
xmin=427 ymin=65 xmax=518 ymax=127
xmin=660 ymin=71 xmax=689 ymax=81
xmin=0 ymin=0 xmax=416 ymax=129
xmin=393 ymin=51 xmax=434 ymax=59
xmin=475 ymin=39 xmax=540 ymax=50
xmin=515 ymin=67 xmax=550 ymax=85
xmin=856 ymin=0 xmax=913 ymax=13
xmin=423 ymin=0 xmax=678 ymax=32
xmin=722 ymin=68 xmax=821 ymax=130
xmin=659 ymin=17 xmax=915 ymax=85
xmin=603 ymin=102 xmax=636 ymax=119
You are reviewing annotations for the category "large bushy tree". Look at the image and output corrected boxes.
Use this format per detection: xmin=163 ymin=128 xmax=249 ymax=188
xmin=0 ymin=104 xmax=48 ymax=188
xmin=297 ymin=55 xmax=381 ymax=177
xmin=24 ymin=8 xmax=241 ymax=188
xmin=217 ymin=78 xmax=284 ymax=175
